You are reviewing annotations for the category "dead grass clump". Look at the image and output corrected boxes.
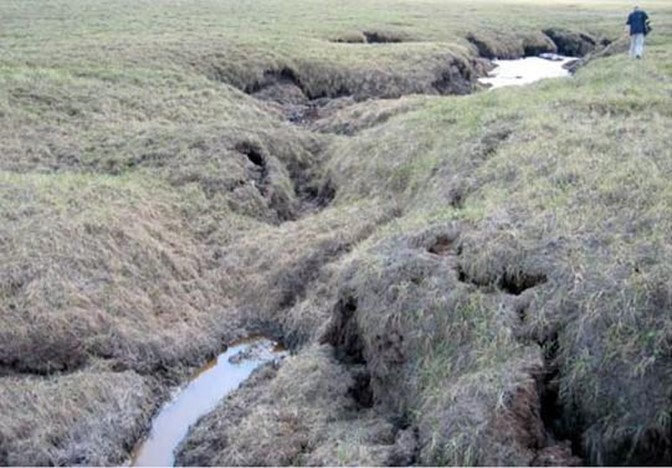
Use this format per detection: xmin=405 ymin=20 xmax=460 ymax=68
xmin=301 ymin=416 xmax=399 ymax=465
xmin=280 ymin=259 xmax=342 ymax=349
xmin=427 ymin=235 xmax=456 ymax=256
xmin=332 ymin=228 xmax=480 ymax=409
xmin=0 ymin=308 xmax=89 ymax=375
xmin=0 ymin=369 xmax=158 ymax=465
xmin=550 ymin=272 xmax=672 ymax=465
xmin=431 ymin=60 xmax=475 ymax=95
xmin=415 ymin=224 xmax=461 ymax=257
xmin=418 ymin=350 xmax=546 ymax=465
xmin=321 ymin=295 xmax=363 ymax=364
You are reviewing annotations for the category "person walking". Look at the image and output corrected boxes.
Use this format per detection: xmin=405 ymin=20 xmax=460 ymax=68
xmin=625 ymin=6 xmax=650 ymax=59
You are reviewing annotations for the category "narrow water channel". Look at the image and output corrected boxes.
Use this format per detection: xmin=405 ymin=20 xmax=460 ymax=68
xmin=131 ymin=338 xmax=286 ymax=467
xmin=479 ymin=55 xmax=577 ymax=89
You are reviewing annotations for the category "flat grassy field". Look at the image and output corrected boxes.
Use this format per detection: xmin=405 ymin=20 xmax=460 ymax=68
xmin=1 ymin=0 xmax=671 ymax=465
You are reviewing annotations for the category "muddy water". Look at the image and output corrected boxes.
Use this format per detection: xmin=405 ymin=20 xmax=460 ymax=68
xmin=479 ymin=56 xmax=577 ymax=89
xmin=131 ymin=338 xmax=286 ymax=467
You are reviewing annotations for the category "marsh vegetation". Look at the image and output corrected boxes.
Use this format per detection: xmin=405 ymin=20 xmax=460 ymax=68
xmin=1 ymin=0 xmax=671 ymax=465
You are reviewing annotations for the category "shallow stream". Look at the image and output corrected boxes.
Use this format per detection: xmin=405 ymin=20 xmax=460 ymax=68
xmin=131 ymin=338 xmax=286 ymax=467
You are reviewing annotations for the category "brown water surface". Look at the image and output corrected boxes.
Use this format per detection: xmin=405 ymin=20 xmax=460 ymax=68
xmin=131 ymin=337 xmax=286 ymax=466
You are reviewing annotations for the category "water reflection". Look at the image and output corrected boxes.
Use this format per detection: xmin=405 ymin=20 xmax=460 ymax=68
xmin=479 ymin=56 xmax=577 ymax=89
xmin=131 ymin=338 xmax=286 ymax=467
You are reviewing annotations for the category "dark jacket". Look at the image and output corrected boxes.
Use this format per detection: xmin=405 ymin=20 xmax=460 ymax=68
xmin=627 ymin=10 xmax=649 ymax=35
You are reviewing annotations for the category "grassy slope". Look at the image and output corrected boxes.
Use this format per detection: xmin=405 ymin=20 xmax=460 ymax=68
xmin=325 ymin=53 xmax=672 ymax=464
xmin=1 ymin=0 xmax=671 ymax=465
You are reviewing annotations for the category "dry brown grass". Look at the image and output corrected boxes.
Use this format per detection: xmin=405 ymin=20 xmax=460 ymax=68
xmin=0 ymin=369 xmax=159 ymax=465
xmin=0 ymin=172 xmax=232 ymax=375
xmin=2 ymin=0 xmax=672 ymax=465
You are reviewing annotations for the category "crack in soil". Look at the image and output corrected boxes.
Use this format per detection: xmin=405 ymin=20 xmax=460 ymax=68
xmin=320 ymin=295 xmax=374 ymax=409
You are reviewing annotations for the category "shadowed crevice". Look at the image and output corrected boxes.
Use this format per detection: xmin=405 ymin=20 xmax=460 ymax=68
xmin=498 ymin=272 xmax=548 ymax=296
xmin=363 ymin=31 xmax=404 ymax=44
xmin=542 ymin=28 xmax=598 ymax=57
xmin=321 ymin=295 xmax=374 ymax=409
xmin=235 ymin=142 xmax=265 ymax=167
